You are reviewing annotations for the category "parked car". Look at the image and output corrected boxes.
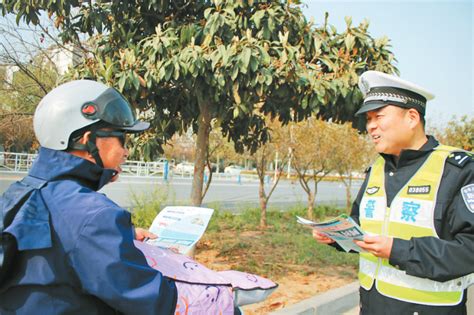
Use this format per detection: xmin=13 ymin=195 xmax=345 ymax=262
xmin=174 ymin=162 xmax=194 ymax=174
xmin=224 ymin=165 xmax=243 ymax=175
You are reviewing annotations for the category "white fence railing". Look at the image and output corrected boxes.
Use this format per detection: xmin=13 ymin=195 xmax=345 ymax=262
xmin=120 ymin=160 xmax=167 ymax=177
xmin=0 ymin=152 xmax=37 ymax=172
xmin=0 ymin=152 xmax=169 ymax=178
xmin=0 ymin=152 xmax=259 ymax=182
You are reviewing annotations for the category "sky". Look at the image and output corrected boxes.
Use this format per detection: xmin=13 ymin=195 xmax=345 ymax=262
xmin=302 ymin=0 xmax=473 ymax=128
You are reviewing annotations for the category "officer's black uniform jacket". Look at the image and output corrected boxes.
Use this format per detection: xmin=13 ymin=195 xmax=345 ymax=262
xmin=350 ymin=136 xmax=474 ymax=315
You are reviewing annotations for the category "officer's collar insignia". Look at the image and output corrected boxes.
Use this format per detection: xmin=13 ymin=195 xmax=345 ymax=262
xmin=366 ymin=186 xmax=380 ymax=195
xmin=407 ymin=185 xmax=431 ymax=195
xmin=461 ymin=184 xmax=474 ymax=213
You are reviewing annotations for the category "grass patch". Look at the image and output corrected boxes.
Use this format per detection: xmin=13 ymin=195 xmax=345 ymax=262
xmin=128 ymin=184 xmax=171 ymax=228
xmin=199 ymin=205 xmax=358 ymax=278
xmin=129 ymin=194 xmax=358 ymax=280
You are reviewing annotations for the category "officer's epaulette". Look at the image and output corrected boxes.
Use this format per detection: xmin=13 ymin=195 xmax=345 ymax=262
xmin=447 ymin=151 xmax=474 ymax=168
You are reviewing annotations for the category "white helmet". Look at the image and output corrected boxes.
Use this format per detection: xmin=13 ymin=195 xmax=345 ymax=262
xmin=34 ymin=80 xmax=149 ymax=150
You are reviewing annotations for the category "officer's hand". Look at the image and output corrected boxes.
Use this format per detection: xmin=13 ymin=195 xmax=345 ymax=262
xmin=312 ymin=230 xmax=335 ymax=244
xmin=354 ymin=235 xmax=393 ymax=259
xmin=135 ymin=228 xmax=157 ymax=242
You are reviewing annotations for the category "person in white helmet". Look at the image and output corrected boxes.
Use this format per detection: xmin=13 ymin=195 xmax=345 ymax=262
xmin=0 ymin=80 xmax=177 ymax=314
xmin=313 ymin=71 xmax=474 ymax=314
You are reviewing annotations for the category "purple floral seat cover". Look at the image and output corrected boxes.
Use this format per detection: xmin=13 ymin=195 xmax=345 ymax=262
xmin=134 ymin=241 xmax=278 ymax=315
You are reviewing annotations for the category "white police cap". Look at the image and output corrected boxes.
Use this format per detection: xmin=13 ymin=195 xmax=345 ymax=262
xmin=355 ymin=71 xmax=434 ymax=116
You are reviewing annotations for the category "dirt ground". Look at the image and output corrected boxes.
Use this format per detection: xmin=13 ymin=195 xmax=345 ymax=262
xmin=195 ymin=248 xmax=357 ymax=314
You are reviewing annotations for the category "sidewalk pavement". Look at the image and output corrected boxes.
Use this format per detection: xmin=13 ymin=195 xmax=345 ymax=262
xmin=269 ymin=281 xmax=359 ymax=315
xmin=269 ymin=282 xmax=474 ymax=315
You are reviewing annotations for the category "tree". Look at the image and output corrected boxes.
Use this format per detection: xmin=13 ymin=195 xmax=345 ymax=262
xmin=208 ymin=127 xmax=242 ymax=172
xmin=289 ymin=118 xmax=339 ymax=219
xmin=3 ymin=0 xmax=398 ymax=206
xmin=431 ymin=115 xmax=474 ymax=151
xmin=0 ymin=109 xmax=35 ymax=152
xmin=0 ymin=16 xmax=63 ymax=151
xmin=332 ymin=122 xmax=374 ymax=211
xmin=252 ymin=119 xmax=289 ymax=228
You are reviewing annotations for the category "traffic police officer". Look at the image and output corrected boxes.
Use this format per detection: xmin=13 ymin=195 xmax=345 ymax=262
xmin=0 ymin=80 xmax=177 ymax=314
xmin=314 ymin=71 xmax=474 ymax=314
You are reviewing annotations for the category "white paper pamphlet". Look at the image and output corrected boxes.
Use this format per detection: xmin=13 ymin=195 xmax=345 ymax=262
xmin=297 ymin=214 xmax=366 ymax=252
xmin=146 ymin=206 xmax=214 ymax=254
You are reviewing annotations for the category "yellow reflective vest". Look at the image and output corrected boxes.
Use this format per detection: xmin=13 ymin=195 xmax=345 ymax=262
xmin=358 ymin=145 xmax=474 ymax=306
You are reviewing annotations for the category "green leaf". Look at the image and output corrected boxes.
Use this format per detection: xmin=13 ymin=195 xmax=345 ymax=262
xmin=180 ymin=25 xmax=192 ymax=45
xmin=257 ymin=46 xmax=270 ymax=65
xmin=158 ymin=66 xmax=166 ymax=81
xmin=189 ymin=63 xmax=197 ymax=77
xmin=320 ymin=57 xmax=335 ymax=71
xmin=164 ymin=63 xmax=173 ymax=81
xmin=268 ymin=17 xmax=275 ymax=32
xmin=15 ymin=9 xmax=23 ymax=25
xmin=264 ymin=71 xmax=273 ymax=85
xmin=344 ymin=16 xmax=352 ymax=28
xmin=252 ymin=10 xmax=265 ymax=29
xmin=207 ymin=13 xmax=220 ymax=36
xmin=241 ymin=47 xmax=251 ymax=74
xmin=211 ymin=49 xmax=221 ymax=70
xmin=232 ymin=81 xmax=241 ymax=104
xmin=131 ymin=72 xmax=140 ymax=91
xmin=344 ymin=34 xmax=355 ymax=51
xmin=301 ymin=95 xmax=308 ymax=109
xmin=217 ymin=73 xmax=225 ymax=87
xmin=118 ymin=74 xmax=127 ymax=92
xmin=173 ymin=62 xmax=180 ymax=80
xmin=204 ymin=7 xmax=213 ymax=20
xmin=263 ymin=25 xmax=270 ymax=39
xmin=233 ymin=106 xmax=240 ymax=118
xmin=220 ymin=45 xmax=229 ymax=67
xmin=105 ymin=60 xmax=114 ymax=81
xmin=249 ymin=55 xmax=258 ymax=72
xmin=231 ymin=64 xmax=239 ymax=81
xmin=342 ymin=85 xmax=350 ymax=97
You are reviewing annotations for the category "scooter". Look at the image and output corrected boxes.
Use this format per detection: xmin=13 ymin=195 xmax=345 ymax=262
xmin=135 ymin=240 xmax=278 ymax=315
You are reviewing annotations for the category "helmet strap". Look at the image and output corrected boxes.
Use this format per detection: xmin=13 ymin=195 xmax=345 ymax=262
xmin=86 ymin=132 xmax=104 ymax=168
xmin=68 ymin=132 xmax=104 ymax=168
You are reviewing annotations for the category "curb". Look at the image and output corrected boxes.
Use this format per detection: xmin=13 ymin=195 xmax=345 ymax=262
xmin=269 ymin=281 xmax=359 ymax=315
xmin=268 ymin=282 xmax=474 ymax=315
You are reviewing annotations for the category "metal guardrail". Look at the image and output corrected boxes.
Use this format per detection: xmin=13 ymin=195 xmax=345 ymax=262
xmin=120 ymin=160 xmax=167 ymax=177
xmin=0 ymin=152 xmax=259 ymax=182
xmin=0 ymin=152 xmax=170 ymax=178
xmin=0 ymin=152 xmax=37 ymax=172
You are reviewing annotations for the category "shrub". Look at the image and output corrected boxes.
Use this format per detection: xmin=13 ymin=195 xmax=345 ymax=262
xmin=128 ymin=184 xmax=171 ymax=228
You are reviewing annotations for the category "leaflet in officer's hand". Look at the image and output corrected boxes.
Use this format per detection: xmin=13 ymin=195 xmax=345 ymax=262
xmin=297 ymin=214 xmax=366 ymax=253
xmin=146 ymin=206 xmax=214 ymax=254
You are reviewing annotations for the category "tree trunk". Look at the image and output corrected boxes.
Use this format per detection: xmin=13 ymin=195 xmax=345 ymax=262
xmin=307 ymin=191 xmax=315 ymax=219
xmin=345 ymin=177 xmax=352 ymax=212
xmin=259 ymin=200 xmax=267 ymax=228
xmin=201 ymin=155 xmax=213 ymax=200
xmin=259 ymin=178 xmax=267 ymax=228
xmin=190 ymin=96 xmax=211 ymax=206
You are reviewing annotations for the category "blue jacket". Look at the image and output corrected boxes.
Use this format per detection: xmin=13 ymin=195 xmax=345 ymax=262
xmin=0 ymin=148 xmax=177 ymax=314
